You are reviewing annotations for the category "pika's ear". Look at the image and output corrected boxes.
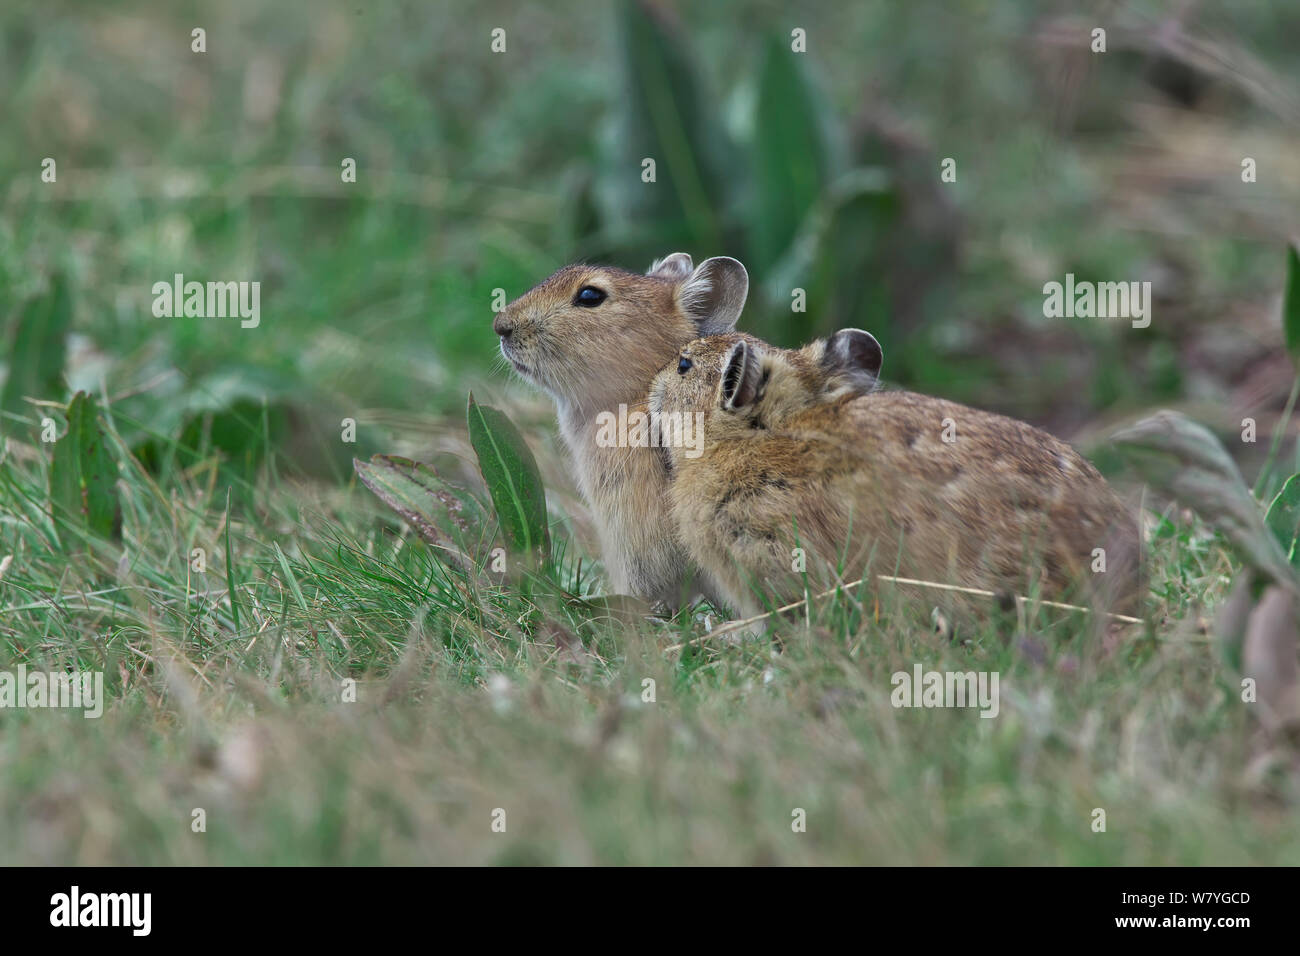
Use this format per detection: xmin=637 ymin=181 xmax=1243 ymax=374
xmin=822 ymin=328 xmax=883 ymax=391
xmin=647 ymin=252 xmax=694 ymax=280
xmin=719 ymin=340 xmax=763 ymax=411
xmin=679 ymin=257 xmax=748 ymax=334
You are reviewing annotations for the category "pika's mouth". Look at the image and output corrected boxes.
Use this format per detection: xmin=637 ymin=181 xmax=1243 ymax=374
xmin=499 ymin=341 xmax=530 ymax=377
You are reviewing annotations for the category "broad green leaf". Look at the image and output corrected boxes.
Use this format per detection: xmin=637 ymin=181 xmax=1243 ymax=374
xmin=466 ymin=393 xmax=550 ymax=565
xmin=610 ymin=0 xmax=736 ymax=253
xmin=1285 ymin=242 xmax=1300 ymax=367
xmin=353 ymin=454 xmax=490 ymax=571
xmin=762 ymin=168 xmax=895 ymax=346
xmin=49 ymin=390 xmax=119 ymax=547
xmin=1111 ymin=410 xmax=1296 ymax=589
xmin=1264 ymin=472 xmax=1300 ymax=567
xmin=2 ymin=271 xmax=71 ymax=415
xmin=751 ymin=33 xmax=840 ymax=271
xmin=824 ymin=185 xmax=900 ymax=349
xmin=127 ymin=365 xmax=374 ymax=487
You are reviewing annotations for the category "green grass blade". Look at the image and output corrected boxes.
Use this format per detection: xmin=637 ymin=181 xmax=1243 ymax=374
xmin=273 ymin=541 xmax=310 ymax=614
xmin=225 ymin=487 xmax=242 ymax=635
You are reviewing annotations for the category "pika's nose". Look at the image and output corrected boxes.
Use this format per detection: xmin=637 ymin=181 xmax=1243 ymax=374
xmin=493 ymin=314 xmax=514 ymax=338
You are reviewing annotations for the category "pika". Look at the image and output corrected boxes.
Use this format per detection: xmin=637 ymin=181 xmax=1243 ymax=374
xmin=649 ymin=331 xmax=1142 ymax=624
xmin=494 ymin=253 xmax=748 ymax=607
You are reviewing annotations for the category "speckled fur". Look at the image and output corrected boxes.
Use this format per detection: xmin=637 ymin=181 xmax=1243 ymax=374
xmin=650 ymin=334 xmax=1143 ymax=622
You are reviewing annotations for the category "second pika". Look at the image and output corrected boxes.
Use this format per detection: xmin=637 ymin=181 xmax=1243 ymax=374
xmin=649 ymin=332 xmax=1142 ymax=623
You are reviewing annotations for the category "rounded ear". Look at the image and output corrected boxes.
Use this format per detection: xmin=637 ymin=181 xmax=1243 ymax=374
xmin=822 ymin=328 xmax=883 ymax=390
xmin=647 ymin=252 xmax=694 ymax=280
xmin=719 ymin=340 xmax=763 ymax=411
xmin=679 ymin=257 xmax=748 ymax=334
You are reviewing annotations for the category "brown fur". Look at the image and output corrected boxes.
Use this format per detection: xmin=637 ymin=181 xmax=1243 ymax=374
xmin=496 ymin=254 xmax=747 ymax=606
xmin=651 ymin=334 xmax=1143 ymax=624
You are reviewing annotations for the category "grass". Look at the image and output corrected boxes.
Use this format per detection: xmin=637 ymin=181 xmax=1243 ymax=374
xmin=1 ymin=393 xmax=1297 ymax=866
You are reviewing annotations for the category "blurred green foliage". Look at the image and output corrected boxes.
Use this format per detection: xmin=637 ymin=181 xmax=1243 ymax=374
xmin=1 ymin=0 xmax=1298 ymax=486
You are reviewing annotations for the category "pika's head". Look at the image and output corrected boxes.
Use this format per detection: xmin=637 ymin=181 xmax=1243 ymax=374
xmin=493 ymin=253 xmax=748 ymax=413
xmin=650 ymin=325 xmax=883 ymax=426
xmin=650 ymin=327 xmax=884 ymax=455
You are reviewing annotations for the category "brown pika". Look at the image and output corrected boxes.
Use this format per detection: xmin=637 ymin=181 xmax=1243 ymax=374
xmin=495 ymin=253 xmax=748 ymax=607
xmin=650 ymin=331 xmax=1142 ymax=625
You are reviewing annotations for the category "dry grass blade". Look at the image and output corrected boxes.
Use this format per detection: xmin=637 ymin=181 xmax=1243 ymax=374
xmin=664 ymin=573 xmax=1143 ymax=651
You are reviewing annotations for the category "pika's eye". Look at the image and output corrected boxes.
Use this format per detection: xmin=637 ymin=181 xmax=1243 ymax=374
xmin=677 ymin=355 xmax=693 ymax=375
xmin=574 ymin=286 xmax=606 ymax=307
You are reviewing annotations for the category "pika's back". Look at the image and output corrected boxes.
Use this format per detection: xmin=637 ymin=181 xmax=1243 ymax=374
xmin=818 ymin=389 xmax=1104 ymax=487
xmin=786 ymin=388 xmax=1140 ymax=610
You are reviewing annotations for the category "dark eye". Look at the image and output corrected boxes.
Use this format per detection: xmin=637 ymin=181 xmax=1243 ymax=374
xmin=678 ymin=355 xmax=693 ymax=374
xmin=574 ymin=286 xmax=606 ymax=307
